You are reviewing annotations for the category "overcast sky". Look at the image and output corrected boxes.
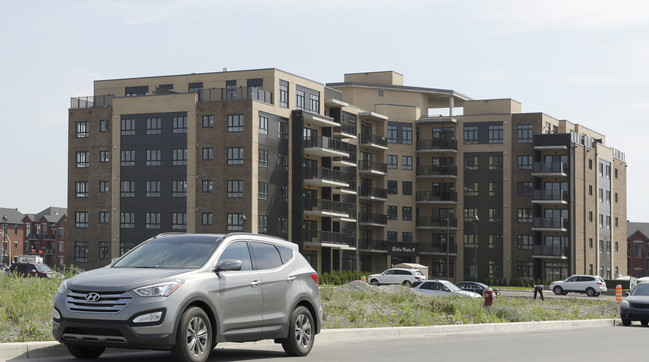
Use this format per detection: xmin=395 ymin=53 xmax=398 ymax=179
xmin=1 ymin=0 xmax=648 ymax=222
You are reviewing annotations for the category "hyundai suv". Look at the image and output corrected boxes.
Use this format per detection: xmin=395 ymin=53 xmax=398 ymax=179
xmin=368 ymin=268 xmax=425 ymax=286
xmin=549 ymin=274 xmax=607 ymax=297
xmin=52 ymin=233 xmax=322 ymax=362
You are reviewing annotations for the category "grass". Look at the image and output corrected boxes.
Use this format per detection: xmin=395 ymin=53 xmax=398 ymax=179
xmin=0 ymin=274 xmax=620 ymax=342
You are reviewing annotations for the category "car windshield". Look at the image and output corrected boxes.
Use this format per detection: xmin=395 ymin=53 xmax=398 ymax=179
xmin=632 ymin=283 xmax=649 ymax=296
xmin=114 ymin=234 xmax=223 ymax=269
xmin=36 ymin=264 xmax=53 ymax=273
xmin=441 ymin=281 xmax=460 ymax=292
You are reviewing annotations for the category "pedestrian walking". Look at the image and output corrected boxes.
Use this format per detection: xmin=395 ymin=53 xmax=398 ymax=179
xmin=534 ymin=285 xmax=544 ymax=301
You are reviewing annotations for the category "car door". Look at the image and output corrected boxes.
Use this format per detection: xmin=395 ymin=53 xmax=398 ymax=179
xmin=214 ymin=240 xmax=263 ymax=341
xmin=563 ymin=276 xmax=578 ymax=291
xmin=381 ymin=269 xmax=395 ymax=284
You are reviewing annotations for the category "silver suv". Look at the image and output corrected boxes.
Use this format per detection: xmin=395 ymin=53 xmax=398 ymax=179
xmin=549 ymin=274 xmax=607 ymax=297
xmin=368 ymin=268 xmax=425 ymax=286
xmin=53 ymin=233 xmax=322 ymax=362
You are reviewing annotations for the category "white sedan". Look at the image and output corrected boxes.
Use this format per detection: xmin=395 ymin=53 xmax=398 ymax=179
xmin=411 ymin=280 xmax=481 ymax=298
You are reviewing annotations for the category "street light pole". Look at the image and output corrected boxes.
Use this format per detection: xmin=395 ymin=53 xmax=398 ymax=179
xmin=2 ymin=215 xmax=7 ymax=267
xmin=446 ymin=217 xmax=450 ymax=279
xmin=472 ymin=214 xmax=479 ymax=281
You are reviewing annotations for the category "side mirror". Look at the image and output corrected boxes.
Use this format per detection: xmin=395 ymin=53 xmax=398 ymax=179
xmin=624 ymin=292 xmax=630 ymax=297
xmin=214 ymin=259 xmax=242 ymax=274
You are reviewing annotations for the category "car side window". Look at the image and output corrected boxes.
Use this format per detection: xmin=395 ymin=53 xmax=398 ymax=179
xmin=276 ymin=245 xmax=294 ymax=264
xmin=250 ymin=242 xmax=282 ymax=270
xmin=566 ymin=276 xmax=577 ymax=282
xmin=396 ymin=270 xmax=409 ymax=275
xmin=421 ymin=282 xmax=434 ymax=290
xmin=218 ymin=241 xmax=253 ymax=271
xmin=385 ymin=270 xmax=394 ymax=275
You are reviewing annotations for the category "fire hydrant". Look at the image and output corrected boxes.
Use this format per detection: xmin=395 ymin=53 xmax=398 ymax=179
xmin=484 ymin=287 xmax=495 ymax=307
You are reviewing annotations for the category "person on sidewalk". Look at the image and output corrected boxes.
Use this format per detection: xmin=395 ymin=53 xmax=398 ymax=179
xmin=534 ymin=285 xmax=544 ymax=301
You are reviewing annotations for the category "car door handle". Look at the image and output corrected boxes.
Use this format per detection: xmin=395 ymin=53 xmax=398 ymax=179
xmin=286 ymin=276 xmax=296 ymax=283
xmin=250 ymin=280 xmax=261 ymax=288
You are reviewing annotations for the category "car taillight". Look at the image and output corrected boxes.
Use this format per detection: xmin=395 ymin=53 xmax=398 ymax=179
xmin=416 ymin=276 xmax=422 ymax=280
xmin=311 ymin=273 xmax=318 ymax=285
xmin=597 ymin=282 xmax=603 ymax=285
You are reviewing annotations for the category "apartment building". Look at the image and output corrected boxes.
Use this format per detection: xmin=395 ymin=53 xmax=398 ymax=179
xmin=628 ymin=222 xmax=649 ymax=277
xmin=68 ymin=69 xmax=627 ymax=282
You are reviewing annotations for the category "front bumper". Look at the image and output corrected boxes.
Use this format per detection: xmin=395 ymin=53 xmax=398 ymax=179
xmin=620 ymin=305 xmax=649 ymax=322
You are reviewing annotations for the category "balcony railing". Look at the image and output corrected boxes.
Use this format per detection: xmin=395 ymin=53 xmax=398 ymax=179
xmin=416 ymin=191 xmax=458 ymax=203
xmin=532 ymin=162 xmax=568 ymax=175
xmin=303 ymin=199 xmax=351 ymax=215
xmin=416 ymin=165 xmax=458 ymax=177
xmin=416 ymin=216 xmax=458 ymax=228
xmin=200 ymin=86 xmax=273 ymax=104
xmin=358 ymin=213 xmax=387 ymax=226
xmin=419 ymin=242 xmax=458 ymax=254
xmin=304 ymin=167 xmax=349 ymax=184
xmin=70 ymin=95 xmax=114 ymax=109
xmin=303 ymin=136 xmax=348 ymax=154
xmin=532 ymin=190 xmax=569 ymax=202
xmin=359 ymin=239 xmax=388 ymax=250
xmin=333 ymin=122 xmax=356 ymax=137
xmin=533 ymin=244 xmax=569 ymax=258
xmin=359 ymin=160 xmax=387 ymax=174
xmin=359 ymin=133 xmax=388 ymax=148
xmin=359 ymin=187 xmax=388 ymax=200
xmin=533 ymin=217 xmax=569 ymax=230
xmin=416 ymin=139 xmax=458 ymax=151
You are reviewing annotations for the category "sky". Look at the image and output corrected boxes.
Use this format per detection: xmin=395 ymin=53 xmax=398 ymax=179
xmin=1 ymin=0 xmax=648 ymax=221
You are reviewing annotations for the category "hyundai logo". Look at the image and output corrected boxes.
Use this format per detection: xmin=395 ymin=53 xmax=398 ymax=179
xmin=85 ymin=292 xmax=101 ymax=302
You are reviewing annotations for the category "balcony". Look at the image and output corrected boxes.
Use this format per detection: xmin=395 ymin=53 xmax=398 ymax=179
xmin=200 ymin=86 xmax=273 ymax=104
xmin=70 ymin=95 xmax=114 ymax=109
xmin=416 ymin=216 xmax=458 ymax=230
xmin=359 ymin=133 xmax=388 ymax=151
xmin=531 ymin=162 xmax=568 ymax=177
xmin=333 ymin=122 xmax=357 ymax=140
xmin=358 ymin=239 xmax=388 ymax=251
xmin=532 ymin=244 xmax=569 ymax=259
xmin=416 ymin=139 xmax=458 ymax=153
xmin=303 ymin=231 xmax=355 ymax=248
xmin=359 ymin=160 xmax=387 ymax=175
xmin=532 ymin=217 xmax=569 ymax=231
xmin=419 ymin=242 xmax=458 ymax=255
xmin=303 ymin=136 xmax=350 ymax=158
xmin=303 ymin=199 xmax=351 ymax=218
xmin=531 ymin=190 xmax=569 ymax=205
xmin=358 ymin=187 xmax=388 ymax=202
xmin=302 ymin=111 xmax=338 ymax=128
xmin=303 ymin=167 xmax=350 ymax=188
xmin=416 ymin=191 xmax=458 ymax=204
xmin=416 ymin=165 xmax=458 ymax=178
xmin=358 ymin=213 xmax=387 ymax=227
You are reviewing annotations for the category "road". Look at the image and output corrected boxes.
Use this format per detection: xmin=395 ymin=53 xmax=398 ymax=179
xmin=13 ymin=324 xmax=646 ymax=362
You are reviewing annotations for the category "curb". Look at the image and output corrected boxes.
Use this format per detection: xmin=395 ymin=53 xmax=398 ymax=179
xmin=0 ymin=319 xmax=619 ymax=361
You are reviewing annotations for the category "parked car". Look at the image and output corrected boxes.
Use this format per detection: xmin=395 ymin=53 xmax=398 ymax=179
xmin=549 ymin=274 xmax=607 ymax=297
xmin=620 ymin=281 xmax=649 ymax=326
xmin=411 ymin=280 xmax=481 ymax=298
xmin=368 ymin=268 xmax=425 ymax=286
xmin=53 ymin=233 xmax=323 ymax=362
xmin=455 ymin=281 xmax=499 ymax=296
xmin=9 ymin=262 xmax=59 ymax=278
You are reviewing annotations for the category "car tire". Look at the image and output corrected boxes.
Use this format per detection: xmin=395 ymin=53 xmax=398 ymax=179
xmin=622 ymin=317 xmax=632 ymax=326
xmin=553 ymin=286 xmax=563 ymax=295
xmin=66 ymin=345 xmax=105 ymax=359
xmin=641 ymin=320 xmax=649 ymax=327
xmin=370 ymin=279 xmax=379 ymax=286
xmin=171 ymin=307 xmax=212 ymax=362
xmin=402 ymin=280 xmax=411 ymax=287
xmin=281 ymin=306 xmax=315 ymax=356
xmin=586 ymin=287 xmax=596 ymax=297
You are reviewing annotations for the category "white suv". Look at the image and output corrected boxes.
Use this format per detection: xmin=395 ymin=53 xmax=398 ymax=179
xmin=549 ymin=274 xmax=607 ymax=297
xmin=368 ymin=268 xmax=425 ymax=286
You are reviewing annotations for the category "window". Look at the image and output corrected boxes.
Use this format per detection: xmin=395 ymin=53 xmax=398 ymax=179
xmin=402 ymin=156 xmax=413 ymax=170
xmin=172 ymin=116 xmax=187 ymax=134
xmin=121 ymin=150 xmax=136 ymax=167
xmin=146 ymin=117 xmax=161 ymax=134
xmin=227 ymin=213 xmax=245 ymax=231
xmin=279 ymin=80 xmax=289 ymax=108
xmin=120 ymin=212 xmax=135 ymax=229
xmin=202 ymin=213 xmax=213 ymax=225
xmin=488 ymin=125 xmax=503 ymax=143
xmin=74 ymin=241 xmax=88 ymax=263
xmin=309 ymin=93 xmax=320 ymax=113
xmin=121 ymin=118 xmax=136 ymax=135
xmin=172 ymin=148 xmax=187 ymax=165
xmin=228 ymin=147 xmax=244 ymax=165
xmin=387 ymin=122 xmax=412 ymax=144
xmin=402 ymin=207 xmax=412 ymax=221
xmin=517 ymin=155 xmax=533 ymax=170
xmin=387 ymin=206 xmax=397 ymax=220
xmin=489 ymin=235 xmax=502 ymax=248
xmin=146 ymin=181 xmax=161 ymax=197
xmin=188 ymin=82 xmax=203 ymax=94
xmin=146 ymin=149 xmax=161 ymax=166
xmin=100 ymin=150 xmax=110 ymax=163
xmin=120 ymin=242 xmax=135 ymax=256
xmin=76 ymin=151 xmax=89 ymax=168
xmin=258 ymin=215 xmax=268 ymax=233
xmin=388 ymin=180 xmax=398 ymax=195
xmin=488 ymin=208 xmax=502 ymax=222
xmin=489 ymin=155 xmax=502 ymax=169
xmin=517 ymin=208 xmax=533 ymax=223
xmin=258 ymin=115 xmax=268 ymax=134
xmin=518 ymin=261 xmax=533 ymax=279
xmin=125 ymin=86 xmax=148 ymax=96
xmin=387 ymin=124 xmax=398 ymax=143
xmin=227 ymin=114 xmax=244 ymax=132
xmin=100 ymin=119 xmax=110 ymax=132
xmin=296 ymin=89 xmax=305 ymax=109
xmin=203 ymin=115 xmax=214 ymax=128
xmin=76 ymin=121 xmax=89 ymax=138
xmin=489 ymin=182 xmax=500 ymax=196
xmin=464 ymin=208 xmax=478 ymax=221
xmin=172 ymin=180 xmax=187 ymax=197
xmin=226 ymin=80 xmax=236 ymax=100
xmin=227 ymin=180 xmax=243 ymax=198
xmin=202 ymin=148 xmax=214 ymax=160
xmin=99 ymin=242 xmax=109 ymax=259
xmin=278 ymin=186 xmax=288 ymax=202
xmin=517 ymin=235 xmax=533 ymax=250
xmin=202 ymin=180 xmax=213 ymax=193
xmin=172 ymin=213 xmax=186 ymax=230
xmin=402 ymin=125 xmax=413 ymax=144
xmin=464 ymin=182 xmax=478 ymax=196
xmin=99 ymin=181 xmax=110 ymax=193
xmin=121 ymin=181 xmax=135 ymax=197
xmin=378 ymin=90 xmax=385 ymax=97
xmin=258 ymin=182 xmax=268 ymax=199
xmin=278 ymin=217 xmax=288 ymax=235
xmin=402 ymin=181 xmax=412 ymax=195
xmin=402 ymin=232 xmax=413 ymax=242
xmin=75 ymin=181 xmax=88 ymax=198
xmin=277 ymin=154 xmax=288 ymax=170
xmin=146 ymin=213 xmax=161 ymax=229
xmin=387 ymin=155 xmax=398 ymax=169
xmin=517 ymin=182 xmax=533 ymax=197
xmin=517 ymin=124 xmax=533 ymax=143
xmin=259 ymin=149 xmax=268 ymax=167
xmin=75 ymin=212 xmax=88 ymax=228
xmin=99 ymin=212 xmax=110 ymax=224
xmin=464 ymin=156 xmax=478 ymax=170
xmin=464 ymin=125 xmax=478 ymax=144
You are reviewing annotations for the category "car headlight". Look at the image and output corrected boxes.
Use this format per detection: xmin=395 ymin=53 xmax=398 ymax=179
xmin=133 ymin=280 xmax=184 ymax=297
xmin=621 ymin=300 xmax=630 ymax=308
xmin=57 ymin=280 xmax=69 ymax=294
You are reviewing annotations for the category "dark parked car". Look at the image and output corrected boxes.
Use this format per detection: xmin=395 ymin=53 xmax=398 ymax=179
xmin=455 ymin=281 xmax=498 ymax=296
xmin=621 ymin=281 xmax=649 ymax=326
xmin=53 ymin=233 xmax=323 ymax=362
xmin=9 ymin=262 xmax=58 ymax=278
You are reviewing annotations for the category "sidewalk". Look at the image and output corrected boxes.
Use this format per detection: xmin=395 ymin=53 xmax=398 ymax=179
xmin=0 ymin=319 xmax=618 ymax=361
